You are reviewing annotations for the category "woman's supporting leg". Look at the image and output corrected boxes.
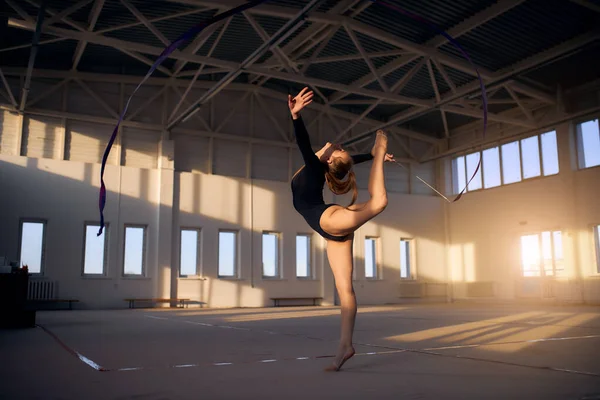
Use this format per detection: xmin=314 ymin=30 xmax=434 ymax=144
xmin=324 ymin=235 xmax=356 ymax=371
xmin=320 ymin=131 xmax=389 ymax=237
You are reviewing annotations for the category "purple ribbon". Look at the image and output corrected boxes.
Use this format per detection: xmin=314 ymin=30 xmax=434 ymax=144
xmin=97 ymin=0 xmax=269 ymax=236
xmin=371 ymin=0 xmax=488 ymax=202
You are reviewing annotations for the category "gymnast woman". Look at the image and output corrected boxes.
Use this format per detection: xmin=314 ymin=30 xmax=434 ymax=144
xmin=288 ymin=87 xmax=394 ymax=371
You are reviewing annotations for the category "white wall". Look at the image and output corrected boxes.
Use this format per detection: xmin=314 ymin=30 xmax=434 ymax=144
xmin=0 ymin=152 xmax=446 ymax=308
xmin=0 ymin=77 xmax=445 ymax=309
xmin=446 ymin=119 xmax=600 ymax=304
xmin=0 ymin=155 xmax=160 ymax=308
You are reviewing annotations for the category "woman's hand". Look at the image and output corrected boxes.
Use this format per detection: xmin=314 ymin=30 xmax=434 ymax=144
xmin=384 ymin=153 xmax=395 ymax=162
xmin=288 ymin=87 xmax=313 ymax=119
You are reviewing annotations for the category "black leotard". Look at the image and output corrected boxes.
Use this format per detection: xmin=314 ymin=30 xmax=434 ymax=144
xmin=290 ymin=115 xmax=373 ymax=242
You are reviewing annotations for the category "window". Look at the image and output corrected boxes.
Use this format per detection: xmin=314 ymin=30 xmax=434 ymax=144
xmin=218 ymin=230 xmax=237 ymax=278
xmin=123 ymin=225 xmax=146 ymax=276
xmin=520 ymin=230 xmax=564 ymax=277
xmin=594 ymin=225 xmax=600 ymax=274
xmin=262 ymin=232 xmax=279 ymax=278
xmin=576 ymin=119 xmax=600 ymax=169
xmin=501 ymin=141 xmax=522 ymax=184
xmin=452 ymin=131 xmax=559 ymax=194
xmin=364 ymin=237 xmax=377 ymax=279
xmin=296 ymin=234 xmax=311 ymax=278
xmin=482 ymin=147 xmax=501 ymax=188
xmin=453 ymin=155 xmax=466 ymax=193
xmin=180 ymin=228 xmax=201 ymax=277
xmin=540 ymin=130 xmax=559 ymax=175
xmin=400 ymin=239 xmax=412 ymax=279
xmin=520 ymin=136 xmax=541 ymax=179
xmin=19 ymin=220 xmax=46 ymax=274
xmin=83 ymin=223 xmax=108 ymax=275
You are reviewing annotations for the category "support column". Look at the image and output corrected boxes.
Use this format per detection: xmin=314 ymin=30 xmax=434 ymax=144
xmin=156 ymin=137 xmax=176 ymax=304
xmin=57 ymin=81 xmax=68 ymax=160
xmin=14 ymin=113 xmax=24 ymax=156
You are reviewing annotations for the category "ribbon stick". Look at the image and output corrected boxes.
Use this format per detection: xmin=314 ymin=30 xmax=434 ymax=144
xmin=97 ymin=0 xmax=269 ymax=236
xmin=392 ymin=160 xmax=452 ymax=203
xmin=370 ymin=0 xmax=488 ymax=203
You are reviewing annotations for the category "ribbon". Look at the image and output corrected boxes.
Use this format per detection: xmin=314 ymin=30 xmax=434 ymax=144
xmin=97 ymin=0 xmax=269 ymax=236
xmin=371 ymin=0 xmax=488 ymax=202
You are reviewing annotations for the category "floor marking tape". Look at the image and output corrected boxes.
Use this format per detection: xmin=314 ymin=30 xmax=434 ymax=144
xmin=37 ymin=316 xmax=600 ymax=377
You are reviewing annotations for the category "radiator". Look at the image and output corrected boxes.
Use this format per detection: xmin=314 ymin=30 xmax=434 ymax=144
xmin=28 ymin=280 xmax=58 ymax=300
xmin=399 ymin=282 xmax=426 ymax=298
xmin=466 ymin=282 xmax=495 ymax=297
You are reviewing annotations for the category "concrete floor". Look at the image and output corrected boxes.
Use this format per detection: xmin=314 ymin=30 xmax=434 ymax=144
xmin=1 ymin=303 xmax=599 ymax=399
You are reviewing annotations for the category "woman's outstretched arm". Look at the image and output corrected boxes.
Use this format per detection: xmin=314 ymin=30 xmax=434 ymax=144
xmin=292 ymin=115 xmax=322 ymax=169
xmin=289 ymin=87 xmax=321 ymax=169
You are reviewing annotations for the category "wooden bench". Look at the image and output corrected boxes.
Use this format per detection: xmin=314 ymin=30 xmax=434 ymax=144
xmin=28 ymin=299 xmax=79 ymax=310
xmin=124 ymin=298 xmax=190 ymax=309
xmin=270 ymin=297 xmax=323 ymax=307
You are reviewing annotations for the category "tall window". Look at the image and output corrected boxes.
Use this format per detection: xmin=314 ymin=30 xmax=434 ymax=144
xmin=180 ymin=228 xmax=201 ymax=277
xmin=83 ymin=223 xmax=108 ymax=275
xmin=123 ymin=225 xmax=146 ymax=276
xmin=296 ymin=234 xmax=311 ymax=278
xmin=541 ymin=130 xmax=559 ymax=175
xmin=520 ymin=230 xmax=564 ymax=277
xmin=453 ymin=154 xmax=466 ymax=192
xmin=19 ymin=220 xmax=46 ymax=274
xmin=452 ymin=130 xmax=559 ymax=194
xmin=576 ymin=118 xmax=600 ymax=169
xmin=218 ymin=230 xmax=237 ymax=278
xmin=262 ymin=232 xmax=280 ymax=278
xmin=400 ymin=239 xmax=412 ymax=279
xmin=365 ymin=237 xmax=378 ymax=279
xmin=501 ymin=141 xmax=522 ymax=184
xmin=521 ymin=136 xmax=541 ymax=179
xmin=482 ymin=147 xmax=501 ymax=188
xmin=595 ymin=225 xmax=600 ymax=274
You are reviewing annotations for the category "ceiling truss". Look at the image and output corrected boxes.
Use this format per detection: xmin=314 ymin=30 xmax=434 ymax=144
xmin=2 ymin=0 xmax=598 ymax=160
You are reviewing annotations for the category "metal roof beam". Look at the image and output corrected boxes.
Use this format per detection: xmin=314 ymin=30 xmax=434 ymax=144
xmin=168 ymin=17 xmax=230 ymax=122
xmin=167 ymin=0 xmax=325 ymax=130
xmin=441 ymin=105 xmax=535 ymax=128
xmin=425 ymin=0 xmax=526 ymax=48
xmin=72 ymin=0 xmax=105 ymax=71
xmin=8 ymin=18 xmax=241 ymax=70
xmin=248 ymin=0 xmax=359 ymax=86
xmin=0 ymin=67 xmax=437 ymax=144
xmin=0 ymin=68 xmax=18 ymax=107
xmin=172 ymin=18 xmax=228 ymax=75
xmin=119 ymin=0 xmax=171 ymax=46
xmin=19 ymin=4 xmax=46 ymax=112
xmin=341 ymin=30 xmax=599 ymax=145
xmin=41 ymin=0 xmax=92 ymax=30
xmin=24 ymin=0 xmax=86 ymax=31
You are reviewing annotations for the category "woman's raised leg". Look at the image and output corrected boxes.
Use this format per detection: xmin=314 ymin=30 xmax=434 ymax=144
xmin=320 ymin=130 xmax=389 ymax=237
xmin=324 ymin=235 xmax=356 ymax=371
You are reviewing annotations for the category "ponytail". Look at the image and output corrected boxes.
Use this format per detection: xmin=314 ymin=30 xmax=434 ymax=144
xmin=325 ymin=158 xmax=358 ymax=208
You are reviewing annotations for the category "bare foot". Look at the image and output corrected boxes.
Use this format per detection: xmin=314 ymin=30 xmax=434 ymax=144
xmin=324 ymin=345 xmax=355 ymax=372
xmin=371 ymin=130 xmax=387 ymax=157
